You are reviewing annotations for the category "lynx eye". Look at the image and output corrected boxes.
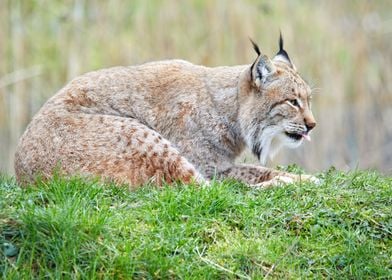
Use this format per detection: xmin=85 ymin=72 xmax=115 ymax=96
xmin=288 ymin=99 xmax=300 ymax=107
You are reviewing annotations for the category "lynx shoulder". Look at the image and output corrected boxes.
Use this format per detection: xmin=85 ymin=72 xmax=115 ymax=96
xmin=15 ymin=35 xmax=317 ymax=188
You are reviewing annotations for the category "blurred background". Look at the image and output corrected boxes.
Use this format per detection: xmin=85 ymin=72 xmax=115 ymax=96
xmin=1 ymin=0 xmax=391 ymax=175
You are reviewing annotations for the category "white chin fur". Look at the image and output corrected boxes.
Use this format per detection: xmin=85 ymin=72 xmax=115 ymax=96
xmin=283 ymin=135 xmax=303 ymax=149
xmin=258 ymin=132 xmax=303 ymax=165
xmin=252 ymin=127 xmax=305 ymax=165
xmin=270 ymin=133 xmax=302 ymax=158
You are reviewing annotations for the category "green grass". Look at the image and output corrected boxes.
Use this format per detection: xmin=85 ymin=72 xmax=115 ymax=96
xmin=1 ymin=169 xmax=391 ymax=279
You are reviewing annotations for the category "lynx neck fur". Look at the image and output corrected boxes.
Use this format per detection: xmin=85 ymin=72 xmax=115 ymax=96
xmin=15 ymin=35 xmax=317 ymax=188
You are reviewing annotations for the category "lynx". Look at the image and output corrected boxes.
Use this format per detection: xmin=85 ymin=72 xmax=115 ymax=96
xmin=15 ymin=35 xmax=317 ymax=188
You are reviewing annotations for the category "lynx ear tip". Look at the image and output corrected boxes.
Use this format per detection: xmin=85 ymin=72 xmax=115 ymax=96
xmin=276 ymin=31 xmax=291 ymax=63
xmin=279 ymin=30 xmax=284 ymax=51
xmin=248 ymin=37 xmax=261 ymax=56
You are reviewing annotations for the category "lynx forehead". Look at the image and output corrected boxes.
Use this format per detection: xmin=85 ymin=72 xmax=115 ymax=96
xmin=15 ymin=33 xmax=317 ymax=188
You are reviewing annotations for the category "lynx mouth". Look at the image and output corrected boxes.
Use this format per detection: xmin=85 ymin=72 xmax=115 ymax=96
xmin=285 ymin=132 xmax=302 ymax=141
xmin=285 ymin=131 xmax=311 ymax=141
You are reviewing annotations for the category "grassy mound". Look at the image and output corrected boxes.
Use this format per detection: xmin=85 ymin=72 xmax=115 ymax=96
xmin=1 ymin=169 xmax=391 ymax=279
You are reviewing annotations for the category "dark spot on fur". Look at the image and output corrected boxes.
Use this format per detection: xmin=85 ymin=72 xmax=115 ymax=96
xmin=258 ymin=170 xmax=272 ymax=182
xmin=252 ymin=142 xmax=262 ymax=160
xmin=182 ymin=174 xmax=192 ymax=183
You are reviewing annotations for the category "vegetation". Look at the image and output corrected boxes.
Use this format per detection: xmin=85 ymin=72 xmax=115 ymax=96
xmin=1 ymin=169 xmax=391 ymax=279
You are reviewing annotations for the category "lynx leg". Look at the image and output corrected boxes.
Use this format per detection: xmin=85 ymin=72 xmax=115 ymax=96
xmin=217 ymin=164 xmax=318 ymax=188
xmin=15 ymin=114 xmax=203 ymax=187
xmin=253 ymin=173 xmax=320 ymax=188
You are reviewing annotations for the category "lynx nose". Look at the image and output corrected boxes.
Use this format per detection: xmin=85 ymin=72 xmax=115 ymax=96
xmin=305 ymin=121 xmax=316 ymax=131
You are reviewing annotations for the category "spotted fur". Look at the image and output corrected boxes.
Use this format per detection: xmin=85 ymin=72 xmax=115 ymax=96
xmin=15 ymin=36 xmax=317 ymax=188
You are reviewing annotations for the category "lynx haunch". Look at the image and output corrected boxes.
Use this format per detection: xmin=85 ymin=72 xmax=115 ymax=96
xmin=15 ymin=35 xmax=317 ymax=188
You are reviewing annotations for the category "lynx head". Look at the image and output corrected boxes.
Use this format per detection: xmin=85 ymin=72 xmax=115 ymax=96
xmin=238 ymin=33 xmax=316 ymax=164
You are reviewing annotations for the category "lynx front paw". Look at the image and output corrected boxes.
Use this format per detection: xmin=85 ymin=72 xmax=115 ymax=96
xmin=251 ymin=174 xmax=321 ymax=188
xmin=251 ymin=175 xmax=295 ymax=188
xmin=297 ymin=174 xmax=322 ymax=185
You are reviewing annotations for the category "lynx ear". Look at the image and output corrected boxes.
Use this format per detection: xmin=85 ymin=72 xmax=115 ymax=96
xmin=249 ymin=38 xmax=276 ymax=87
xmin=273 ymin=32 xmax=295 ymax=69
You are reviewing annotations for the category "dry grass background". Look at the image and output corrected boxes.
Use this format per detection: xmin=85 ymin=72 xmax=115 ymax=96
xmin=0 ymin=0 xmax=391 ymax=174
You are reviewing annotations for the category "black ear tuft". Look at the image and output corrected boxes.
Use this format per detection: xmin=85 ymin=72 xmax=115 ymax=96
xmin=279 ymin=31 xmax=284 ymax=52
xmin=276 ymin=31 xmax=291 ymax=63
xmin=249 ymin=37 xmax=261 ymax=56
